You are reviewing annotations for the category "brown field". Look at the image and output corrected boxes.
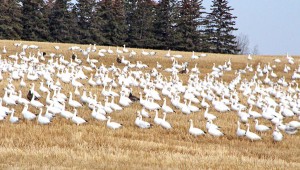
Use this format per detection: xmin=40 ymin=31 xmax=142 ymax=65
xmin=0 ymin=39 xmax=299 ymax=169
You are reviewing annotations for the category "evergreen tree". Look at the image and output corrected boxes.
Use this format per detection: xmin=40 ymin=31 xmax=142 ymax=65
xmin=48 ymin=0 xmax=76 ymax=42
xmin=153 ymin=0 xmax=178 ymax=50
xmin=205 ymin=0 xmax=238 ymax=54
xmin=175 ymin=0 xmax=205 ymax=51
xmin=126 ymin=0 xmax=157 ymax=48
xmin=99 ymin=0 xmax=128 ymax=46
xmin=0 ymin=0 xmax=23 ymax=39
xmin=75 ymin=0 xmax=95 ymax=44
xmin=21 ymin=0 xmax=50 ymax=41
xmin=90 ymin=0 xmax=108 ymax=45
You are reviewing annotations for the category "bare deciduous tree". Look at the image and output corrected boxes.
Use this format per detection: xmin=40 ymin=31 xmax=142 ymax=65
xmin=252 ymin=45 xmax=259 ymax=55
xmin=236 ymin=33 xmax=250 ymax=54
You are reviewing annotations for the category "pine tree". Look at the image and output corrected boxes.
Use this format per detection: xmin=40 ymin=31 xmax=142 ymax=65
xmin=153 ymin=0 xmax=178 ymax=50
xmin=205 ymin=0 xmax=238 ymax=54
xmin=126 ymin=0 xmax=157 ymax=48
xmin=75 ymin=0 xmax=95 ymax=44
xmin=98 ymin=0 xmax=128 ymax=46
xmin=48 ymin=0 xmax=76 ymax=42
xmin=90 ymin=0 xmax=108 ymax=45
xmin=175 ymin=0 xmax=205 ymax=51
xmin=21 ymin=0 xmax=50 ymax=41
xmin=111 ymin=0 xmax=128 ymax=45
xmin=0 ymin=0 xmax=23 ymax=39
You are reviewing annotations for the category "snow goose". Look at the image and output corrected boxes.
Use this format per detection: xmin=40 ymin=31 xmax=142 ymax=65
xmin=255 ymin=119 xmax=271 ymax=132
xmin=154 ymin=110 xmax=163 ymax=125
xmin=22 ymin=104 xmax=36 ymax=121
xmin=3 ymin=89 xmax=16 ymax=106
xmin=188 ymin=119 xmax=205 ymax=136
xmin=30 ymin=94 xmax=44 ymax=108
xmin=71 ymin=109 xmax=87 ymax=125
xmin=201 ymin=97 xmax=210 ymax=108
xmin=68 ymin=92 xmax=82 ymax=108
xmin=141 ymin=108 xmax=151 ymax=118
xmin=135 ymin=111 xmax=152 ymax=129
xmin=91 ymin=106 xmax=107 ymax=121
xmin=162 ymin=98 xmax=175 ymax=113
xmin=287 ymin=121 xmax=300 ymax=129
xmin=181 ymin=99 xmax=191 ymax=115
xmin=246 ymin=123 xmax=262 ymax=141
xmin=160 ymin=112 xmax=172 ymax=129
xmin=206 ymin=120 xmax=220 ymax=130
xmin=109 ymin=96 xmax=123 ymax=111
xmin=17 ymin=90 xmax=30 ymax=105
xmin=248 ymin=105 xmax=262 ymax=119
xmin=39 ymin=81 xmax=49 ymax=93
xmin=204 ymin=108 xmax=217 ymax=121
xmin=236 ymin=121 xmax=246 ymax=137
xmin=9 ymin=109 xmax=19 ymax=123
xmin=273 ymin=126 xmax=283 ymax=142
xmin=107 ymin=116 xmax=122 ymax=129
xmin=37 ymin=108 xmax=51 ymax=125
xmin=60 ymin=104 xmax=73 ymax=119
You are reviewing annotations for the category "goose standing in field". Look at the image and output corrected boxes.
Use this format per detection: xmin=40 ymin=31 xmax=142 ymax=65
xmin=9 ymin=109 xmax=19 ymax=123
xmin=135 ymin=111 xmax=152 ymax=129
xmin=91 ymin=106 xmax=107 ymax=121
xmin=204 ymin=107 xmax=216 ymax=121
xmin=188 ymin=119 xmax=205 ymax=136
xmin=107 ymin=116 xmax=122 ymax=129
xmin=68 ymin=92 xmax=82 ymax=108
xmin=30 ymin=94 xmax=44 ymax=108
xmin=207 ymin=122 xmax=224 ymax=137
xmin=162 ymin=98 xmax=175 ymax=113
xmin=236 ymin=121 xmax=246 ymax=137
xmin=255 ymin=119 xmax=271 ymax=132
xmin=17 ymin=90 xmax=30 ymax=105
xmin=160 ymin=112 xmax=172 ymax=129
xmin=273 ymin=126 xmax=283 ymax=142
xmin=154 ymin=109 xmax=163 ymax=125
xmin=245 ymin=123 xmax=262 ymax=141
xmin=22 ymin=104 xmax=36 ymax=121
xmin=37 ymin=108 xmax=51 ymax=125
xmin=2 ymin=46 xmax=7 ymax=54
xmin=140 ymin=107 xmax=151 ymax=118
xmin=71 ymin=109 xmax=87 ymax=125
xmin=60 ymin=104 xmax=74 ymax=119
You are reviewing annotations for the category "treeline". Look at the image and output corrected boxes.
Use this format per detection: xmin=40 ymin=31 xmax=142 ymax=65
xmin=0 ymin=0 xmax=239 ymax=54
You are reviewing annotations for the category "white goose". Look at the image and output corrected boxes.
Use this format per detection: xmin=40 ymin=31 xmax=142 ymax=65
xmin=236 ymin=121 xmax=246 ymax=137
xmin=91 ymin=106 xmax=107 ymax=121
xmin=154 ymin=110 xmax=163 ymax=125
xmin=107 ymin=116 xmax=122 ymax=129
xmin=30 ymin=94 xmax=44 ymax=108
xmin=22 ymin=104 xmax=36 ymax=121
xmin=135 ymin=111 xmax=152 ymax=129
xmin=255 ymin=119 xmax=271 ymax=132
xmin=37 ymin=108 xmax=51 ymax=125
xmin=246 ymin=123 xmax=262 ymax=141
xmin=68 ymin=92 xmax=82 ymax=108
xmin=162 ymin=98 xmax=174 ymax=113
xmin=188 ymin=119 xmax=205 ymax=136
xmin=71 ymin=109 xmax=87 ymax=125
xmin=9 ymin=109 xmax=19 ymax=123
xmin=273 ymin=126 xmax=283 ymax=142
xmin=160 ymin=112 xmax=172 ymax=129
xmin=204 ymin=107 xmax=217 ymax=121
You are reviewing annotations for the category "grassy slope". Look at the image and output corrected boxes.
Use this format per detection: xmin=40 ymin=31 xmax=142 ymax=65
xmin=0 ymin=40 xmax=299 ymax=169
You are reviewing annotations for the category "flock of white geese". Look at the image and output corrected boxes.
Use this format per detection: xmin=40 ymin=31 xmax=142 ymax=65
xmin=0 ymin=43 xmax=300 ymax=142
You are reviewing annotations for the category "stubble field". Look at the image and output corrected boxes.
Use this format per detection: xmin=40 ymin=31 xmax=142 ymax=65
xmin=0 ymin=40 xmax=299 ymax=169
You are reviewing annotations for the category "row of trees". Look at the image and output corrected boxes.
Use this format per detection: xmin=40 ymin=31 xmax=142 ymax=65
xmin=0 ymin=0 xmax=239 ymax=54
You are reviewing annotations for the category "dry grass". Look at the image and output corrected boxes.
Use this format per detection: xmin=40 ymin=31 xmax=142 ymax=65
xmin=0 ymin=40 xmax=299 ymax=169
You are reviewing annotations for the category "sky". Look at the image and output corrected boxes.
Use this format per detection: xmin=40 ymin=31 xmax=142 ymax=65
xmin=203 ymin=0 xmax=300 ymax=55
xmin=71 ymin=0 xmax=300 ymax=55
